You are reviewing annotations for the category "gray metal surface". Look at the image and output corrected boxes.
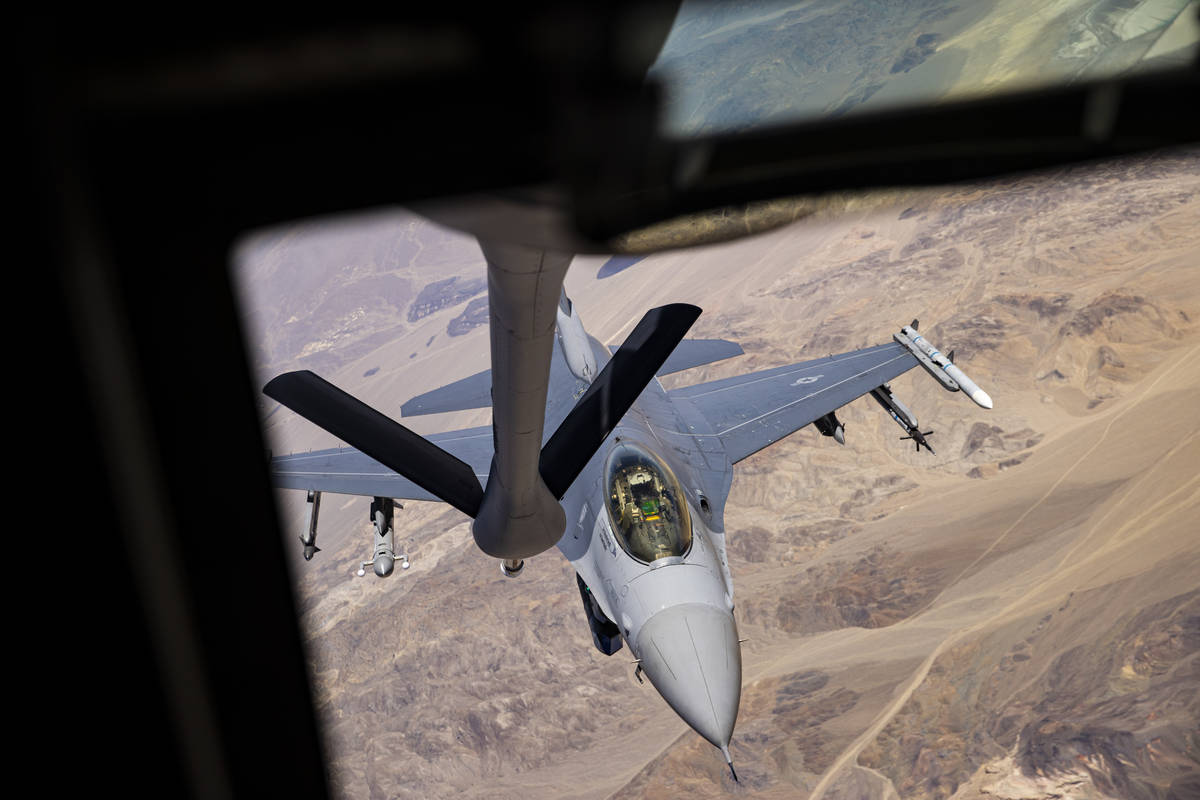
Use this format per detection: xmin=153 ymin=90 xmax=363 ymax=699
xmin=471 ymin=240 xmax=570 ymax=558
xmin=264 ymin=369 xmax=485 ymax=515
xmin=670 ymin=342 xmax=918 ymax=464
xmin=612 ymin=337 xmax=744 ymax=376
xmin=400 ymin=369 xmax=492 ymax=417
xmin=635 ymin=602 xmax=741 ymax=749
xmin=269 ymin=426 xmax=493 ymax=501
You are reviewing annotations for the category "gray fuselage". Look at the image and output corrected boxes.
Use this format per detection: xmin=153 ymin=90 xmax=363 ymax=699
xmin=547 ymin=332 xmax=742 ymax=755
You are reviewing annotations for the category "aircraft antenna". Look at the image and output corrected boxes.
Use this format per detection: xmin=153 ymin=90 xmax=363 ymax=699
xmin=721 ymin=745 xmax=738 ymax=783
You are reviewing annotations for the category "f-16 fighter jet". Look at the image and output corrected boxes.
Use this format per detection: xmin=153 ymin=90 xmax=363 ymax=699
xmin=264 ymin=242 xmax=990 ymax=781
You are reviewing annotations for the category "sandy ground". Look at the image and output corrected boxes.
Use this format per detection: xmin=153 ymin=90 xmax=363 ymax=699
xmin=807 ymin=344 xmax=1199 ymax=800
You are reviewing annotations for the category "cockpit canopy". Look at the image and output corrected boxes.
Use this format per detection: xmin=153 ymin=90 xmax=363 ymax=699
xmin=604 ymin=442 xmax=692 ymax=563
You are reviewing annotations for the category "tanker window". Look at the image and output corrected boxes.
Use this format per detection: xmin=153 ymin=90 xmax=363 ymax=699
xmin=603 ymin=442 xmax=692 ymax=563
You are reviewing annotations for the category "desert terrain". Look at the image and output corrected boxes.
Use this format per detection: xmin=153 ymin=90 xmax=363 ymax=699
xmin=651 ymin=0 xmax=1198 ymax=135
xmin=235 ymin=147 xmax=1200 ymax=799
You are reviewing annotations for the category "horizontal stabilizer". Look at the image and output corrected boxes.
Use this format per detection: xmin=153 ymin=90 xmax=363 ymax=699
xmin=609 ymin=338 xmax=743 ymax=377
xmin=264 ymin=371 xmax=484 ymax=517
xmin=401 ymin=369 xmax=491 ymax=417
xmin=540 ymin=303 xmax=701 ymax=498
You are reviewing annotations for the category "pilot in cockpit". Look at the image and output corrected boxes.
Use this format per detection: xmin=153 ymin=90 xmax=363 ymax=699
xmin=605 ymin=443 xmax=692 ymax=563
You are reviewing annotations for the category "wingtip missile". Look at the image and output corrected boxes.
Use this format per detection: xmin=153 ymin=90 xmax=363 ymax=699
xmin=944 ymin=364 xmax=992 ymax=409
xmin=897 ymin=325 xmax=994 ymax=410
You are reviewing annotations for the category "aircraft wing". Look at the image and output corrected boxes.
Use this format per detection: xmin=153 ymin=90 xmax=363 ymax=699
xmin=669 ymin=342 xmax=918 ymax=464
xmin=268 ymin=424 xmax=493 ymax=500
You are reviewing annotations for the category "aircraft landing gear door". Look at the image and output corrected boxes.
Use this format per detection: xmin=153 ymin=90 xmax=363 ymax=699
xmin=357 ymin=497 xmax=409 ymax=578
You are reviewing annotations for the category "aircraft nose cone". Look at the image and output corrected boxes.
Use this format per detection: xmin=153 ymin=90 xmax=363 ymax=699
xmin=636 ymin=603 xmax=741 ymax=748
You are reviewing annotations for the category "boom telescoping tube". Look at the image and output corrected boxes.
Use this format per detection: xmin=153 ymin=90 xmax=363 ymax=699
xmin=900 ymin=326 xmax=993 ymax=409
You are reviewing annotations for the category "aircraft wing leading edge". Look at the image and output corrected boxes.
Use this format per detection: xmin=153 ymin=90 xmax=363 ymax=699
xmin=268 ymin=425 xmax=493 ymax=502
xmin=670 ymin=342 xmax=918 ymax=464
